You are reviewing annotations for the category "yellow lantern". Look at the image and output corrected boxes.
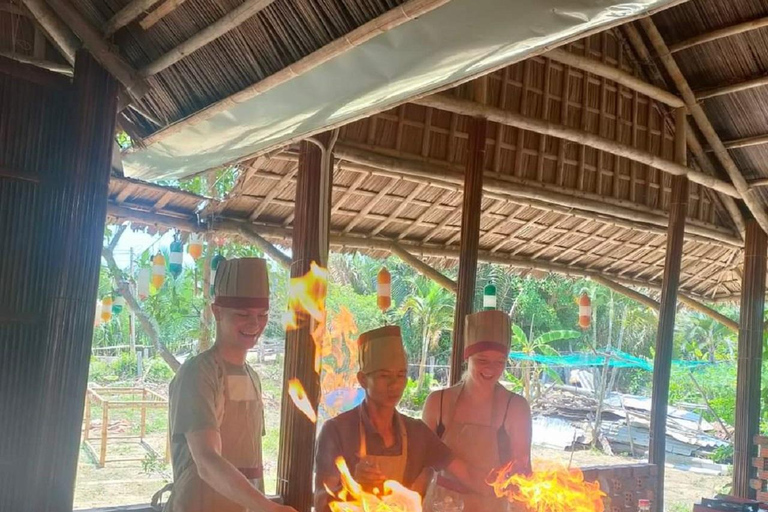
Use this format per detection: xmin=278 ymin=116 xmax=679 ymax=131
xmin=101 ymin=296 xmax=113 ymax=323
xmin=188 ymin=233 xmax=204 ymax=260
xmin=152 ymin=253 xmax=166 ymax=290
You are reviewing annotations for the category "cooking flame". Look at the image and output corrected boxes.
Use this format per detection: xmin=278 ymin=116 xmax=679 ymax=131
xmin=328 ymin=457 xmax=422 ymax=512
xmin=288 ymin=378 xmax=317 ymax=424
xmin=488 ymin=461 xmax=605 ymax=512
xmin=284 ymin=262 xmax=364 ymax=422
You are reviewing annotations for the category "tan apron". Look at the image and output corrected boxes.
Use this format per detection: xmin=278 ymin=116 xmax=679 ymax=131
xmin=423 ymin=391 xmax=511 ymax=512
xmin=165 ymin=353 xmax=264 ymax=512
xmin=358 ymin=412 xmax=408 ymax=487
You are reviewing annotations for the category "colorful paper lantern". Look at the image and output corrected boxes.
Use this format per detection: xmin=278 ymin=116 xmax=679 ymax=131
xmin=112 ymin=295 xmax=126 ymax=315
xmin=101 ymin=296 xmax=113 ymax=323
xmin=137 ymin=268 xmax=151 ymax=300
xmin=152 ymin=253 xmax=166 ymax=290
xmin=377 ymin=267 xmax=391 ymax=313
xmin=483 ymin=283 xmax=497 ymax=310
xmin=169 ymin=237 xmax=183 ymax=278
xmin=578 ymin=291 xmax=592 ymax=330
xmin=210 ymin=254 xmax=225 ymax=296
xmin=188 ymin=233 xmax=204 ymax=260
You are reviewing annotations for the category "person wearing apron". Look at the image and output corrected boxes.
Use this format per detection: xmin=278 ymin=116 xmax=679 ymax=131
xmin=422 ymin=311 xmax=532 ymax=512
xmin=314 ymin=326 xmax=492 ymax=512
xmin=163 ymin=258 xmax=296 ymax=512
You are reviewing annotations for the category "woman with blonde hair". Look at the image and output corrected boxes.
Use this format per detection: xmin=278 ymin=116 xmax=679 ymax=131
xmin=422 ymin=310 xmax=532 ymax=512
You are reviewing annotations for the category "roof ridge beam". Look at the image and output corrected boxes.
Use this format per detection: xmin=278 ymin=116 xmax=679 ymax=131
xmin=670 ymin=15 xmax=768 ymax=54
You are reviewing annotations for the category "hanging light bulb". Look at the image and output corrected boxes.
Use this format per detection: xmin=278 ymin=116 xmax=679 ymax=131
xmin=188 ymin=233 xmax=204 ymax=261
xmin=137 ymin=268 xmax=151 ymax=300
xmin=112 ymin=294 xmax=126 ymax=315
xmin=152 ymin=253 xmax=166 ymax=290
xmin=578 ymin=291 xmax=592 ymax=330
xmin=377 ymin=267 xmax=391 ymax=313
xmin=210 ymin=254 xmax=225 ymax=296
xmin=101 ymin=296 xmax=113 ymax=323
xmin=169 ymin=236 xmax=183 ymax=278
xmin=483 ymin=282 xmax=497 ymax=310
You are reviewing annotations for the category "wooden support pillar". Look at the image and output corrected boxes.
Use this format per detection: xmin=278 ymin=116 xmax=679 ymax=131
xmin=276 ymin=134 xmax=334 ymax=512
xmin=648 ymin=108 xmax=688 ymax=512
xmin=733 ymin=219 xmax=767 ymax=498
xmin=450 ymin=115 xmax=487 ymax=384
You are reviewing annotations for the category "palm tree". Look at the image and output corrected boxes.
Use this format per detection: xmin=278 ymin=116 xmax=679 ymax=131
xmin=398 ymin=276 xmax=455 ymax=388
xmin=678 ymin=312 xmax=736 ymax=362
xmin=511 ymin=324 xmax=580 ymax=400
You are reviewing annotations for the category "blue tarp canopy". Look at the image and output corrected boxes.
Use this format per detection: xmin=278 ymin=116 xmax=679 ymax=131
xmin=508 ymin=349 xmax=711 ymax=371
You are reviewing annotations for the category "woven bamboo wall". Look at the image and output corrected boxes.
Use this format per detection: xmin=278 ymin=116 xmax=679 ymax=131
xmin=0 ymin=55 xmax=117 ymax=511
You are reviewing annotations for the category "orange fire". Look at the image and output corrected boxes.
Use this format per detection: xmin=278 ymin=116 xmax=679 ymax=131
xmin=488 ymin=461 xmax=605 ymax=512
xmin=327 ymin=457 xmax=422 ymax=512
xmin=284 ymin=263 xmax=363 ymax=423
xmin=288 ymin=378 xmax=317 ymax=424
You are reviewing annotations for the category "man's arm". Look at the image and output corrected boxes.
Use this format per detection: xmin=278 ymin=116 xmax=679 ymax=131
xmin=187 ymin=429 xmax=293 ymax=512
xmin=444 ymin=458 xmax=494 ymax=496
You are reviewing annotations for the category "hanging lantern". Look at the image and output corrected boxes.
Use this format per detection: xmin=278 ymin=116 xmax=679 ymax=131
xmin=152 ymin=253 xmax=166 ymax=290
xmin=94 ymin=300 xmax=102 ymax=327
xmin=112 ymin=294 xmax=126 ymax=315
xmin=377 ymin=267 xmax=391 ymax=313
xmin=101 ymin=296 xmax=113 ymax=323
xmin=137 ymin=268 xmax=151 ymax=300
xmin=210 ymin=254 xmax=225 ymax=296
xmin=578 ymin=291 xmax=592 ymax=330
xmin=483 ymin=283 xmax=497 ymax=310
xmin=188 ymin=233 xmax=204 ymax=261
xmin=169 ymin=237 xmax=183 ymax=278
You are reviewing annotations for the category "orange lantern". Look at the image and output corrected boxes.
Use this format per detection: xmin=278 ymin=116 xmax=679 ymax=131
xmin=377 ymin=267 xmax=391 ymax=313
xmin=188 ymin=233 xmax=204 ymax=260
xmin=578 ymin=292 xmax=591 ymax=330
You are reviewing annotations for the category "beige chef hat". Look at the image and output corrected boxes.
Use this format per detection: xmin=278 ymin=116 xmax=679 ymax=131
xmin=213 ymin=257 xmax=270 ymax=309
xmin=358 ymin=326 xmax=407 ymax=374
xmin=464 ymin=310 xmax=511 ymax=360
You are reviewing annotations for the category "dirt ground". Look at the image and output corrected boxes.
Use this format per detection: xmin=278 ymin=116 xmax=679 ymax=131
xmin=73 ymin=441 xmax=729 ymax=510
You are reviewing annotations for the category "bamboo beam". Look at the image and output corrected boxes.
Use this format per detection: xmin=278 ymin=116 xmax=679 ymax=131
xmin=750 ymin=179 xmax=768 ymax=189
xmin=0 ymin=50 xmax=73 ymax=75
xmin=648 ymin=108 xmax=688 ymax=512
xmin=546 ymin=48 xmax=684 ymax=108
xmin=139 ymin=0 xmax=276 ymax=77
xmin=139 ymin=0 xmax=187 ymax=30
xmin=591 ymin=275 xmax=660 ymax=310
xmin=717 ymin=133 xmax=768 ymax=151
xmin=450 ymin=117 xmax=486 ymax=384
xmin=235 ymin=225 xmax=291 ymax=270
xmin=390 ymin=243 xmax=456 ymax=293
xmin=332 ymin=143 xmax=743 ymax=247
xmin=139 ymin=0 xmax=452 ymax=145
xmin=20 ymin=0 xmax=79 ymax=64
xmin=670 ymin=16 xmax=768 ymax=54
xmin=685 ymin=126 xmax=746 ymax=237
xmin=695 ymin=74 xmax=768 ymax=101
xmin=44 ymin=0 xmax=148 ymax=98
xmin=638 ymin=18 xmax=768 ymax=236
xmin=677 ymin=295 xmax=739 ymax=332
xmin=103 ymin=0 xmax=164 ymax=37
xmin=276 ymin=134 xmax=333 ymax=512
xmin=733 ymin=219 xmax=767 ymax=498
xmin=413 ymin=94 xmax=739 ymax=198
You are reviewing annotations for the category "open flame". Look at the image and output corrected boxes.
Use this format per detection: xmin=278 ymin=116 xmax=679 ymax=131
xmin=488 ymin=461 xmax=605 ymax=512
xmin=288 ymin=378 xmax=317 ymax=424
xmin=284 ymin=262 xmax=364 ymax=423
xmin=327 ymin=457 xmax=422 ymax=512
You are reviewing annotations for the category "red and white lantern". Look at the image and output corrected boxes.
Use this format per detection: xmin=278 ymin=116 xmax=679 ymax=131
xmin=578 ymin=292 xmax=591 ymax=330
xmin=377 ymin=267 xmax=391 ymax=313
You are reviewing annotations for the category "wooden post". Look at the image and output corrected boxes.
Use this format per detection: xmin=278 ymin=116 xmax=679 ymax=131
xmin=140 ymin=389 xmax=147 ymax=439
xmin=450 ymin=114 xmax=487 ymax=384
xmin=733 ymin=219 xmax=767 ymax=498
xmin=100 ymin=401 xmax=109 ymax=467
xmin=648 ymin=108 xmax=688 ymax=512
xmin=83 ymin=391 xmax=92 ymax=441
xmin=276 ymin=133 xmax=334 ymax=512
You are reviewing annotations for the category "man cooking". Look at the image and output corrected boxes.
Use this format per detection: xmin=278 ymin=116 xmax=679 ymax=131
xmin=314 ymin=325 xmax=491 ymax=512
xmin=164 ymin=257 xmax=295 ymax=512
